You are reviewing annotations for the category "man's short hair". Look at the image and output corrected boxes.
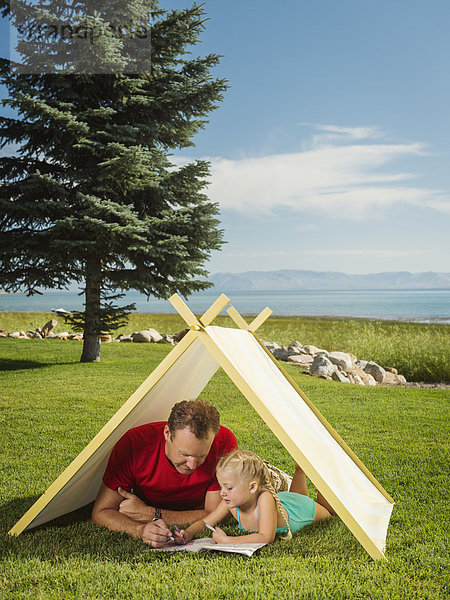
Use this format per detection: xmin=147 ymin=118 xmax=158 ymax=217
xmin=168 ymin=399 xmax=220 ymax=439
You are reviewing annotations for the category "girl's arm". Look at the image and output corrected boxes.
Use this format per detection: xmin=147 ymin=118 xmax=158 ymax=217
xmin=213 ymin=491 xmax=278 ymax=545
xmin=175 ymin=499 xmax=230 ymax=544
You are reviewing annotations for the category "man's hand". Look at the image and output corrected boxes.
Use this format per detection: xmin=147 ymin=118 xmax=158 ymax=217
xmin=173 ymin=527 xmax=192 ymax=545
xmin=141 ymin=519 xmax=173 ymax=548
xmin=117 ymin=487 xmax=151 ymax=522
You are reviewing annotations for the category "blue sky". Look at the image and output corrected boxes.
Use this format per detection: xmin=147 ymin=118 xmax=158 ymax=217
xmin=2 ymin=1 xmax=449 ymax=275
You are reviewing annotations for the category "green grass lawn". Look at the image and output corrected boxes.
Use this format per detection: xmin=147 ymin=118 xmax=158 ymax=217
xmin=0 ymin=337 xmax=449 ymax=599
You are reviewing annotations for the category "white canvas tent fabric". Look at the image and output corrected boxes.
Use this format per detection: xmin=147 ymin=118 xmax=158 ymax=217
xmin=203 ymin=326 xmax=394 ymax=559
xmin=9 ymin=323 xmax=393 ymax=560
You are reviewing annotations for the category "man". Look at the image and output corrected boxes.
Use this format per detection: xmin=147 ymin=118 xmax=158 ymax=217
xmin=91 ymin=399 xmax=237 ymax=547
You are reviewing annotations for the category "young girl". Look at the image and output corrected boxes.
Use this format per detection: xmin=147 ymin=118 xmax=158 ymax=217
xmin=176 ymin=449 xmax=333 ymax=545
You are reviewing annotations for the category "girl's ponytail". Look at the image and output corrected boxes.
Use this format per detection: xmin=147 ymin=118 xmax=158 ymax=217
xmin=262 ymin=463 xmax=292 ymax=540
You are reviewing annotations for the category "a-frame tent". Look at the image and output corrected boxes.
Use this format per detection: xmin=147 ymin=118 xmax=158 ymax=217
xmin=8 ymin=294 xmax=394 ymax=560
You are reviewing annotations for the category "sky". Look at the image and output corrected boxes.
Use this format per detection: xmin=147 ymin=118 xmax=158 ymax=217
xmin=1 ymin=0 xmax=450 ymax=275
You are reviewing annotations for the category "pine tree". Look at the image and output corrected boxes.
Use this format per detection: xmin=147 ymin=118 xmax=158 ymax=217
xmin=0 ymin=1 xmax=226 ymax=361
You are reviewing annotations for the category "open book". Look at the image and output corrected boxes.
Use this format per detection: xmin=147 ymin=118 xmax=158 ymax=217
xmin=156 ymin=537 xmax=266 ymax=557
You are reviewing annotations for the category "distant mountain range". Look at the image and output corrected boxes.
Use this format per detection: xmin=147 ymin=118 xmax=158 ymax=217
xmin=209 ymin=270 xmax=450 ymax=291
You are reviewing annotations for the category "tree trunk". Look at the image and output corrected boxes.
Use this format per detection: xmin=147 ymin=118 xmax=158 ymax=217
xmin=80 ymin=258 xmax=102 ymax=363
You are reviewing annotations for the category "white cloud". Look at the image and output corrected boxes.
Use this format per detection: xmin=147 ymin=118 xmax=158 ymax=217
xmin=312 ymin=124 xmax=384 ymax=140
xmin=300 ymin=123 xmax=386 ymax=147
xmin=195 ymin=127 xmax=450 ymax=221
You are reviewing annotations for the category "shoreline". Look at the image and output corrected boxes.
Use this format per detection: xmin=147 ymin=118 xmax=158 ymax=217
xmin=1 ymin=309 xmax=449 ymax=325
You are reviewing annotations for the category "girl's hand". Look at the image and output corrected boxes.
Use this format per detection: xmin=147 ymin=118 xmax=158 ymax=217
xmin=212 ymin=527 xmax=230 ymax=544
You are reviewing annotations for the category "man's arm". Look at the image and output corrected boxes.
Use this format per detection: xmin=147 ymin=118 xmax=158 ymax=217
xmin=91 ymin=484 xmax=172 ymax=547
xmin=91 ymin=486 xmax=223 ymax=543
xmin=115 ymin=488 xmax=223 ymax=526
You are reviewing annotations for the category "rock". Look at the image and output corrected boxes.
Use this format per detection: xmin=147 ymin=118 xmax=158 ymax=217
xmin=53 ymin=332 xmax=69 ymax=340
xmin=68 ymin=334 xmax=83 ymax=341
xmin=348 ymin=366 xmax=376 ymax=385
xmin=367 ymin=374 xmax=377 ymax=386
xmin=0 ymin=329 xmax=7 ymax=336
xmin=385 ymin=366 xmax=398 ymax=374
xmin=332 ymin=370 xmax=351 ymax=383
xmin=363 ymin=361 xmax=386 ymax=384
xmin=132 ymin=329 xmax=163 ymax=343
xmin=132 ymin=331 xmax=152 ymax=343
xmin=263 ymin=341 xmax=281 ymax=352
xmin=146 ymin=328 xmax=163 ymax=342
xmin=347 ymin=372 xmax=365 ymax=385
xmin=119 ymin=335 xmax=133 ymax=343
xmin=287 ymin=344 xmax=303 ymax=354
xmin=383 ymin=371 xmax=407 ymax=385
xmin=100 ymin=333 xmax=112 ymax=343
xmin=310 ymin=355 xmax=336 ymax=377
xmin=328 ymin=351 xmax=354 ymax=371
xmin=287 ymin=354 xmax=314 ymax=366
xmin=41 ymin=319 xmax=58 ymax=338
xmin=9 ymin=331 xmax=21 ymax=338
xmin=26 ymin=330 xmax=42 ymax=339
xmin=356 ymin=360 xmax=368 ymax=370
xmin=289 ymin=340 xmax=303 ymax=349
xmin=272 ymin=347 xmax=295 ymax=361
xmin=172 ymin=328 xmax=190 ymax=343
xmin=303 ymin=345 xmax=323 ymax=355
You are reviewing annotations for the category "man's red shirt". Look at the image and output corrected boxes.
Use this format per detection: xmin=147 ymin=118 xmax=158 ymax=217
xmin=103 ymin=422 xmax=237 ymax=510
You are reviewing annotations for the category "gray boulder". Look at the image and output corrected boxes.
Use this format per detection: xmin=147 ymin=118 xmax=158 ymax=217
xmin=26 ymin=330 xmax=42 ymax=339
xmin=272 ymin=347 xmax=295 ymax=361
xmin=289 ymin=340 xmax=303 ymax=349
xmin=287 ymin=354 xmax=314 ymax=366
xmin=347 ymin=372 xmax=365 ymax=386
xmin=287 ymin=344 xmax=303 ymax=354
xmin=41 ymin=319 xmax=58 ymax=338
xmin=328 ymin=351 xmax=354 ymax=371
xmin=53 ymin=332 xmax=70 ymax=339
xmin=171 ymin=328 xmax=190 ymax=343
xmin=132 ymin=329 xmax=163 ymax=343
xmin=310 ymin=355 xmax=336 ymax=377
xmin=303 ymin=344 xmax=323 ymax=355
xmin=363 ymin=361 xmax=386 ymax=384
xmin=383 ymin=371 xmax=407 ymax=385
xmin=332 ymin=370 xmax=351 ymax=383
xmin=263 ymin=341 xmax=281 ymax=352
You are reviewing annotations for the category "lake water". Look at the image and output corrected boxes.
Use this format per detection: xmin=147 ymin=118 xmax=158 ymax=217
xmin=1 ymin=288 xmax=449 ymax=323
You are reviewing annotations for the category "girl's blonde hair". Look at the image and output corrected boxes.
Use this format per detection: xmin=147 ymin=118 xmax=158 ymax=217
xmin=217 ymin=449 xmax=292 ymax=540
